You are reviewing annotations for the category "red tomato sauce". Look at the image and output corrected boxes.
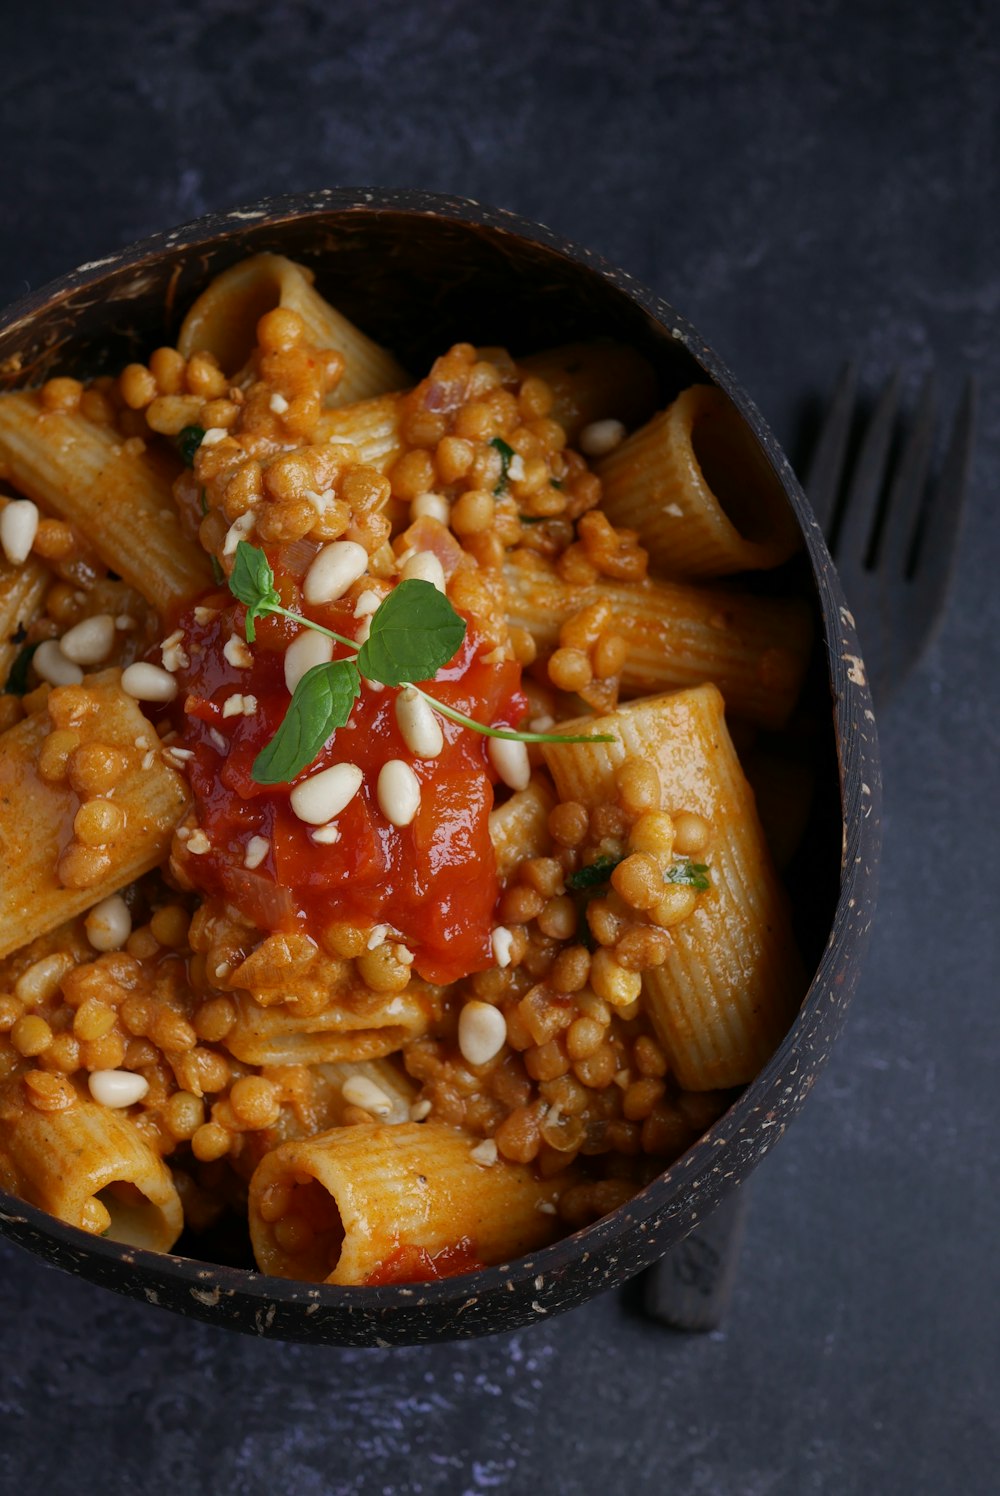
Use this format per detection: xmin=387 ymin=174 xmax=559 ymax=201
xmin=163 ymin=577 xmax=526 ymax=985
xmin=364 ymin=1238 xmax=486 ymax=1285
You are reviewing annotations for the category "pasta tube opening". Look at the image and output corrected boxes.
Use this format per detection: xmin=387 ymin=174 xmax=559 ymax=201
xmin=249 ymin=1122 xmax=568 ymax=1286
xmin=0 ymin=1091 xmax=183 ymax=1252
xmin=95 ymin=1179 xmax=181 ymax=1252
xmin=597 ymin=385 xmax=803 ymax=576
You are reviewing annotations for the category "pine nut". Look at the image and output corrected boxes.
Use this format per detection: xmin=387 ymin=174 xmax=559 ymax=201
xmin=341 ymin=1074 xmax=394 ymax=1117
xmin=121 ymin=661 xmax=178 ymax=702
xmin=395 ymin=687 xmax=444 ymax=759
xmin=377 ymin=759 xmax=421 ymax=827
xmin=289 ymin=762 xmax=364 ymax=825
xmin=411 ymin=492 xmax=450 ymax=524
xmin=284 ymin=630 xmax=334 ymax=693
xmin=84 ymin=893 xmax=132 ymax=951
xmin=160 ymin=628 xmax=189 ymax=673
xmin=34 ymin=640 xmax=84 ymax=686
xmin=60 ymin=613 xmax=116 ymax=666
xmin=401 ymin=550 xmax=446 ymax=593
xmin=458 ymin=1000 xmax=508 ymax=1067
xmin=222 ymin=510 xmax=256 ymax=556
xmin=223 ymin=634 xmax=252 ymax=669
xmin=88 ymin=1069 xmax=149 ymax=1108
xmin=488 ymin=736 xmax=531 ymax=791
xmin=579 ymin=418 xmax=626 ymax=456
xmin=303 ymin=540 xmax=369 ymax=604
xmin=470 ymin=1138 xmax=498 ymax=1166
xmin=310 ymin=822 xmax=341 ymax=845
xmin=491 ymin=926 xmax=514 ymax=968
xmin=244 ymin=836 xmax=270 ymax=869
xmin=0 ymin=499 xmax=39 ymax=564
xmin=353 ymin=589 xmax=382 ymax=617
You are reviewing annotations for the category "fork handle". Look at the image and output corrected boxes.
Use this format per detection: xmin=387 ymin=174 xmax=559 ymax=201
xmin=640 ymin=1187 xmax=748 ymax=1330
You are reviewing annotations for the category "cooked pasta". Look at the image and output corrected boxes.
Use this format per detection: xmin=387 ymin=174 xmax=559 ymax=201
xmin=0 ymin=257 xmax=811 ymax=1284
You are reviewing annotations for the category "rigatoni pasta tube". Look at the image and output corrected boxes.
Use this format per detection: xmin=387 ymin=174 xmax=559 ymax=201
xmin=504 ymin=553 xmax=812 ymax=731
xmin=0 ymin=394 xmax=211 ymax=611
xmin=234 ymin=1059 xmax=418 ymax=1179
xmin=517 ymin=341 xmax=659 ymax=442
xmin=0 ymin=1086 xmax=183 ymax=1250
xmin=0 ymin=554 xmax=48 ymax=687
xmin=0 ymin=673 xmax=190 ymax=959
xmin=176 ymin=253 xmax=409 ymax=405
xmin=248 ymin=1121 xmax=568 ymax=1284
xmin=223 ymin=987 xmax=435 ymax=1067
xmin=542 ymin=685 xmax=805 ymax=1090
xmin=596 ymin=385 xmax=802 ymax=578
xmin=313 ymin=392 xmax=405 ymax=473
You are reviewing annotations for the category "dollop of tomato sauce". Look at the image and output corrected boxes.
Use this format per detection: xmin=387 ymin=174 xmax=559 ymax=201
xmin=163 ymin=574 xmax=526 ymax=985
xmin=364 ymin=1238 xmax=485 ymax=1285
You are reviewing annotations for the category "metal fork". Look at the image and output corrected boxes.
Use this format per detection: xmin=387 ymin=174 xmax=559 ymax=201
xmin=808 ymin=362 xmax=978 ymax=707
xmin=641 ymin=364 xmax=977 ymax=1330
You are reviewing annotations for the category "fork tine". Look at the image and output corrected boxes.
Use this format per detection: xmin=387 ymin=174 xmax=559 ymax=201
xmin=833 ymin=368 xmax=903 ymax=564
xmin=874 ymin=372 xmax=937 ymax=575
xmin=806 ymin=360 xmax=858 ymax=537
xmin=909 ymin=374 xmax=978 ymax=587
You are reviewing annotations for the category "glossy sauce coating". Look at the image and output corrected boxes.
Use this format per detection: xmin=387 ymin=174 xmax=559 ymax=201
xmin=164 ymin=570 xmax=526 ymax=985
xmin=364 ymin=1237 xmax=486 ymax=1285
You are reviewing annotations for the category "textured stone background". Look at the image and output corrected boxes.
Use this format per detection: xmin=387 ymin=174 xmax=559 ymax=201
xmin=1 ymin=2 xmax=998 ymax=1493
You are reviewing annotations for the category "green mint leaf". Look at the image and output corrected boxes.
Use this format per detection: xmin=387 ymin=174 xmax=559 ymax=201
xmin=229 ymin=540 xmax=277 ymax=608
xmin=664 ymin=859 xmax=711 ymax=891
xmin=229 ymin=541 xmax=280 ymax=642
xmin=490 ymin=436 xmax=516 ymax=494
xmin=518 ymin=513 xmax=545 ymax=524
xmin=4 ymin=640 xmax=40 ymax=696
xmin=177 ymin=425 xmax=205 ymax=466
xmin=357 ymin=579 xmax=466 ymax=687
xmin=252 ymin=659 xmax=361 ymax=785
xmin=566 ymin=854 xmax=623 ymax=891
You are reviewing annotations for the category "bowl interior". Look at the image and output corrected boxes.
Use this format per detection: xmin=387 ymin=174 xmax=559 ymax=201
xmin=0 ymin=192 xmax=870 ymax=1343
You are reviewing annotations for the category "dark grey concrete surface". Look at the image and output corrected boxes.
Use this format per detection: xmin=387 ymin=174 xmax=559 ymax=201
xmin=1 ymin=3 xmax=997 ymax=1493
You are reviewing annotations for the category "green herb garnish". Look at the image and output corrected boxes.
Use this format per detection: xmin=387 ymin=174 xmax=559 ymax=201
xmin=3 ymin=640 xmax=40 ymax=696
xmin=566 ymin=854 xmax=623 ymax=890
xmin=253 ymin=660 xmax=361 ymax=785
xmin=664 ymin=859 xmax=711 ymax=891
xmin=177 ymin=424 xmax=206 ymax=466
xmin=518 ymin=514 xmax=546 ymax=525
xmin=490 ymin=436 xmax=516 ymax=494
xmin=229 ymin=538 xmax=281 ymax=642
xmin=356 ymin=581 xmax=466 ymax=688
xmin=228 ymin=541 xmax=615 ymax=783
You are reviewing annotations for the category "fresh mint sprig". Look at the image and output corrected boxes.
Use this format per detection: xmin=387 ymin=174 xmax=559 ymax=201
xmin=226 ymin=541 xmax=615 ymax=783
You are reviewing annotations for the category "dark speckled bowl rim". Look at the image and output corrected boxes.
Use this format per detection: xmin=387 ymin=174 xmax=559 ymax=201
xmin=0 ymin=189 xmax=880 ymax=1342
